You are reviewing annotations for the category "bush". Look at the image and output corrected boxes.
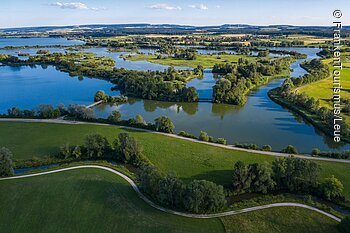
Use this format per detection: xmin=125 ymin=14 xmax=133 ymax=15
xmin=108 ymin=110 xmax=122 ymax=123
xmin=0 ymin=147 xmax=14 ymax=177
xmin=319 ymin=176 xmax=344 ymax=201
xmin=312 ymin=148 xmax=321 ymax=156
xmin=199 ymin=131 xmax=210 ymax=142
xmin=114 ymin=133 xmax=148 ymax=166
xmin=155 ymin=116 xmax=175 ymax=133
xmin=178 ymin=131 xmax=197 ymax=139
xmin=184 ymin=180 xmax=226 ymax=214
xmin=281 ymin=145 xmax=298 ymax=154
xmin=67 ymin=104 xmax=96 ymax=120
xmin=262 ymin=145 xmax=272 ymax=151
xmin=84 ymin=134 xmax=110 ymax=158
xmin=216 ymin=138 xmax=227 ymax=145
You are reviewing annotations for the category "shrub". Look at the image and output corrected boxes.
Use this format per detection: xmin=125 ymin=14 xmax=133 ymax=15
xmin=216 ymin=138 xmax=227 ymax=145
xmin=312 ymin=148 xmax=321 ymax=156
xmin=0 ymin=147 xmax=14 ymax=177
xmin=319 ymin=176 xmax=344 ymax=201
xmin=262 ymin=145 xmax=272 ymax=151
xmin=155 ymin=116 xmax=175 ymax=133
xmin=199 ymin=131 xmax=210 ymax=142
xmin=108 ymin=110 xmax=122 ymax=123
xmin=281 ymin=145 xmax=298 ymax=154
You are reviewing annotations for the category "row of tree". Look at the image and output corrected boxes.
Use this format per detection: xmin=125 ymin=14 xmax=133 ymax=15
xmin=137 ymin=166 xmax=226 ymax=214
xmin=58 ymin=133 xmax=149 ymax=167
xmin=232 ymin=157 xmax=344 ymax=202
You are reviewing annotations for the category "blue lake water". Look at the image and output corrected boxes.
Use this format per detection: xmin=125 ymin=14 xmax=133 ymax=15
xmin=0 ymin=39 xmax=348 ymax=152
xmin=0 ymin=37 xmax=84 ymax=48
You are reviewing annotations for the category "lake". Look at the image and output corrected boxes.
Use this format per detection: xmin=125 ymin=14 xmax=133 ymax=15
xmin=0 ymin=38 xmax=348 ymax=152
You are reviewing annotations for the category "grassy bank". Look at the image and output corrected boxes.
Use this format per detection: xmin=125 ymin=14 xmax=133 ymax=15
xmin=1 ymin=121 xmax=350 ymax=200
xmin=297 ymin=56 xmax=350 ymax=124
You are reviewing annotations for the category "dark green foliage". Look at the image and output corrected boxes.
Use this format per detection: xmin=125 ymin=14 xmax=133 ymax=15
xmin=137 ymin=166 xmax=226 ymax=214
xmin=213 ymin=57 xmax=291 ymax=105
xmin=262 ymin=145 xmax=272 ymax=151
xmin=94 ymin=90 xmax=108 ymax=102
xmin=199 ymin=131 xmax=210 ymax=142
xmin=216 ymin=138 xmax=227 ymax=145
xmin=155 ymin=116 xmax=175 ymax=133
xmin=178 ymin=131 xmax=197 ymax=139
xmin=108 ymin=110 xmax=122 ymax=123
xmin=312 ymin=148 xmax=321 ymax=156
xmin=232 ymin=161 xmax=275 ymax=194
xmin=84 ymin=134 xmax=110 ymax=158
xmin=183 ymin=180 xmax=226 ymax=214
xmin=0 ymin=147 xmax=14 ymax=177
xmin=114 ymin=133 xmax=147 ymax=166
xmin=319 ymin=176 xmax=344 ymax=201
xmin=281 ymin=145 xmax=298 ymax=154
xmin=272 ymin=157 xmax=320 ymax=193
xmin=67 ymin=104 xmax=96 ymax=120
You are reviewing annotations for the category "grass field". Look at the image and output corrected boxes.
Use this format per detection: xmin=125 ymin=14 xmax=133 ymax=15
xmin=0 ymin=168 xmax=223 ymax=233
xmin=123 ymin=53 xmax=259 ymax=68
xmin=1 ymin=121 xmax=350 ymax=199
xmin=298 ymin=55 xmax=350 ymax=124
xmin=222 ymin=207 xmax=340 ymax=233
xmin=0 ymin=167 xmax=341 ymax=233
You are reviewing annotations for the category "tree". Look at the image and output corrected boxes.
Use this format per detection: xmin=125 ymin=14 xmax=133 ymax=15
xmin=137 ymin=166 xmax=163 ymax=198
xmin=114 ymin=133 xmax=146 ymax=166
xmin=158 ymin=172 xmax=185 ymax=208
xmin=72 ymin=146 xmax=82 ymax=159
xmin=272 ymin=157 xmax=320 ymax=193
xmin=135 ymin=114 xmax=146 ymax=125
xmin=199 ymin=131 xmax=209 ymax=142
xmin=0 ymin=147 xmax=14 ymax=177
xmin=338 ymin=216 xmax=350 ymax=233
xmin=262 ymin=145 xmax=272 ymax=151
xmin=281 ymin=145 xmax=298 ymax=154
xmin=155 ymin=116 xmax=175 ymax=133
xmin=216 ymin=138 xmax=227 ymax=145
xmin=312 ymin=148 xmax=321 ymax=156
xmin=248 ymin=163 xmax=275 ymax=193
xmin=84 ymin=134 xmax=110 ymax=158
xmin=232 ymin=161 xmax=250 ymax=193
xmin=94 ymin=90 xmax=108 ymax=102
xmin=108 ymin=110 xmax=122 ymax=123
xmin=320 ymin=176 xmax=344 ymax=201
xmin=184 ymin=180 xmax=226 ymax=214
xmin=59 ymin=143 xmax=72 ymax=159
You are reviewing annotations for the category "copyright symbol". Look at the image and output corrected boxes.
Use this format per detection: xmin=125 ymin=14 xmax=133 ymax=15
xmin=333 ymin=10 xmax=342 ymax=18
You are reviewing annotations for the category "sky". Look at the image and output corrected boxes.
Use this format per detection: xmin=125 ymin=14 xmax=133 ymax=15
xmin=0 ymin=0 xmax=349 ymax=28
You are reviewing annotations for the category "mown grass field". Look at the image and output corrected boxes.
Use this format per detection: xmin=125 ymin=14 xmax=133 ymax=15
xmin=0 ymin=168 xmax=223 ymax=233
xmin=222 ymin=207 xmax=340 ymax=233
xmin=1 ymin=121 xmax=350 ymax=199
xmin=124 ymin=53 xmax=259 ymax=68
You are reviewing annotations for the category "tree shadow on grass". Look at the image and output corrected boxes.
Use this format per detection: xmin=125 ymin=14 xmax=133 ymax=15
xmin=183 ymin=169 xmax=233 ymax=187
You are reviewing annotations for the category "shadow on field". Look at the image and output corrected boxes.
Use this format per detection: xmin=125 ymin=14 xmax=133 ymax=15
xmin=185 ymin=169 xmax=232 ymax=187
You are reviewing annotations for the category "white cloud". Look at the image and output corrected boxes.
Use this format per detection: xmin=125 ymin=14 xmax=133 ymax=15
xmin=49 ymin=2 xmax=104 ymax=11
xmin=148 ymin=4 xmax=182 ymax=11
xmin=188 ymin=4 xmax=208 ymax=10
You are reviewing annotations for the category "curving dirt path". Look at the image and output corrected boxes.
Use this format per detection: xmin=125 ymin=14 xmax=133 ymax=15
xmin=0 ymin=165 xmax=342 ymax=222
xmin=1 ymin=118 xmax=350 ymax=164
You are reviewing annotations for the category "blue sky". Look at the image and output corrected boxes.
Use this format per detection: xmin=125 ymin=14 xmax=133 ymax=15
xmin=0 ymin=0 xmax=349 ymax=28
